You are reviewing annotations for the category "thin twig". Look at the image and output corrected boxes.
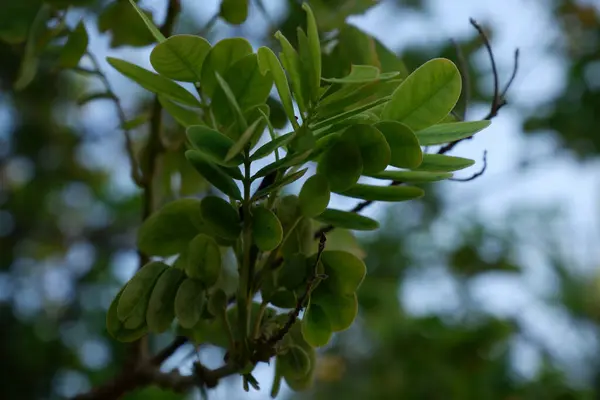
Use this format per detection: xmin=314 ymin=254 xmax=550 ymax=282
xmin=84 ymin=51 xmax=145 ymax=187
xmin=449 ymin=150 xmax=488 ymax=182
xmin=501 ymin=48 xmax=520 ymax=97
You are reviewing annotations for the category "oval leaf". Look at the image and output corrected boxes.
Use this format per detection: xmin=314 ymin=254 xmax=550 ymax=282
xmin=312 ymin=289 xmax=358 ymax=332
xmin=175 ymin=278 xmax=206 ymax=329
xmin=275 ymin=31 xmax=307 ymax=115
xmin=187 ymin=125 xmax=243 ymax=167
xmin=252 ymin=206 xmax=283 ymax=252
xmin=107 ymin=57 xmax=201 ymax=108
xmin=220 ymin=0 xmax=249 ymax=25
xmin=317 ymin=137 xmax=363 ymax=192
xmin=299 ymin=174 xmax=330 ymax=217
xmin=146 ymin=267 xmax=185 ymax=333
xmin=187 ymin=234 xmax=222 ymax=286
xmin=253 ymin=168 xmax=308 ymax=200
xmin=257 ymin=46 xmax=296 ymax=126
xmin=117 ymin=261 xmax=168 ymax=322
xmin=315 ymin=208 xmax=379 ymax=231
xmin=185 ymin=150 xmax=242 ymax=200
xmin=127 ymin=0 xmax=165 ymax=42
xmin=381 ymin=58 xmax=461 ymax=130
xmin=415 ymin=120 xmax=491 ymax=146
xmin=59 ymin=20 xmax=88 ymax=68
xmin=200 ymin=37 xmax=253 ymax=97
xmin=301 ymin=303 xmax=332 ymax=347
xmin=302 ymin=3 xmax=321 ymax=103
xmin=375 ymin=121 xmax=423 ymax=169
xmin=279 ymin=345 xmax=311 ymax=379
xmin=200 ymin=196 xmax=241 ymax=241
xmin=159 ymin=96 xmax=204 ymax=127
xmin=107 ymin=287 xmax=148 ymax=342
xmin=150 ymin=34 xmax=211 ymax=82
xmin=367 ymin=169 xmax=453 ymax=182
xmin=137 ymin=199 xmax=204 ymax=257
xmin=342 ymin=124 xmax=390 ymax=174
xmin=339 ymin=183 xmax=425 ymax=202
xmin=416 ymin=154 xmax=475 ymax=172
xmin=319 ymin=250 xmax=366 ymax=295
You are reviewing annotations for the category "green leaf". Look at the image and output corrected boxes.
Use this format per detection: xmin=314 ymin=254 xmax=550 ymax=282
xmin=225 ymin=118 xmax=263 ymax=162
xmin=269 ymin=289 xmax=297 ymax=308
xmin=118 ymin=261 xmax=168 ymax=322
xmin=59 ymin=20 xmax=88 ymax=68
xmin=14 ymin=4 xmax=51 ymax=91
xmin=253 ymin=151 xmax=311 ymax=179
xmin=312 ymin=288 xmax=358 ymax=331
xmin=185 ymin=150 xmax=242 ymax=199
xmin=159 ymin=96 xmax=204 ymax=127
xmin=317 ymin=137 xmax=362 ymax=192
xmin=279 ymin=253 xmax=308 ymax=290
xmin=253 ymin=168 xmax=308 ymax=200
xmin=98 ymin=1 xmax=155 ymax=48
xmin=315 ymin=209 xmax=379 ymax=231
xmin=200 ymin=37 xmax=253 ymax=97
xmin=121 ymin=114 xmax=149 ymax=130
xmin=257 ymin=46 xmax=296 ymax=127
xmin=219 ymin=0 xmax=248 ymax=24
xmin=127 ymin=0 xmax=165 ymax=42
xmin=146 ymin=267 xmax=185 ymax=333
xmin=367 ymin=170 xmax=453 ymax=183
xmin=281 ymin=217 xmax=313 ymax=258
xmin=416 ymin=154 xmax=475 ymax=172
xmin=275 ymin=31 xmax=307 ymax=115
xmin=319 ymin=250 xmax=366 ymax=295
xmin=311 ymin=96 xmax=390 ymax=131
xmin=212 ymin=54 xmax=272 ymax=130
xmin=208 ymin=288 xmax=228 ymax=317
xmin=200 ymin=196 xmax=241 ymax=241
xmin=175 ymin=278 xmax=206 ymax=329
xmin=322 ymin=65 xmax=400 ymax=84
xmin=381 ymin=58 xmax=462 ymax=131
xmin=214 ymin=71 xmax=248 ymax=131
xmin=187 ymin=125 xmax=243 ymax=167
xmin=279 ymin=345 xmax=311 ymax=379
xmin=299 ymin=174 xmax=330 ymax=217
xmin=187 ymin=234 xmax=222 ymax=286
xmin=301 ymin=303 xmax=332 ymax=347
xmin=339 ymin=183 xmax=424 ymax=202
xmin=302 ymin=3 xmax=321 ymax=103
xmin=251 ymin=206 xmax=283 ymax=252
xmin=250 ymin=132 xmax=294 ymax=161
xmin=415 ymin=120 xmax=491 ymax=146
xmin=150 ymin=35 xmax=211 ymax=82
xmin=107 ymin=286 xmax=148 ymax=342
xmin=137 ymin=199 xmax=204 ymax=256
xmin=374 ymin=121 xmax=423 ymax=169
xmin=342 ymin=124 xmax=390 ymax=174
xmin=106 ymin=57 xmax=201 ymax=108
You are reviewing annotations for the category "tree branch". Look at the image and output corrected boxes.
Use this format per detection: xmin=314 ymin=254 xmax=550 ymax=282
xmin=449 ymin=150 xmax=488 ymax=182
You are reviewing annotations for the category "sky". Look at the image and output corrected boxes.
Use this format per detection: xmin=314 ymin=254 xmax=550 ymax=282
xmin=3 ymin=0 xmax=600 ymax=398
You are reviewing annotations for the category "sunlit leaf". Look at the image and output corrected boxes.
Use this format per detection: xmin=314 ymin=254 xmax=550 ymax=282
xmin=415 ymin=120 xmax=491 ymax=146
xmin=416 ymin=154 xmax=475 ymax=172
xmin=150 ymin=35 xmax=211 ymax=82
xmin=200 ymin=37 xmax=253 ymax=97
xmin=187 ymin=125 xmax=243 ymax=167
xmin=302 ymin=3 xmax=321 ymax=103
xmin=374 ymin=121 xmax=423 ymax=169
xmin=258 ymin=46 xmax=296 ymax=126
xmin=342 ymin=124 xmax=390 ymax=174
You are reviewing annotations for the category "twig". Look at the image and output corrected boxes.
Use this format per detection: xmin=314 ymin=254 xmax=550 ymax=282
xmin=450 ymin=150 xmax=488 ymax=182
xmin=83 ymin=51 xmax=145 ymax=187
xmin=501 ymin=48 xmax=520 ymax=97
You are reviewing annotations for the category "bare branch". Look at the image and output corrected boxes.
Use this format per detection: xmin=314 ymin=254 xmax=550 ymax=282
xmin=450 ymin=150 xmax=488 ymax=182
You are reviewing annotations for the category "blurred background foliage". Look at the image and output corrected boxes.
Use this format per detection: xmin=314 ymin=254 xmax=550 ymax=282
xmin=1 ymin=0 xmax=600 ymax=399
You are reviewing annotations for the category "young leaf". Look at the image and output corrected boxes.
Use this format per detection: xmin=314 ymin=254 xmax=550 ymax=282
xmin=225 ymin=117 xmax=263 ymax=162
xmin=314 ymin=209 xmax=379 ymax=231
xmin=200 ymin=196 xmax=242 ymax=241
xmin=150 ymin=35 xmax=211 ymax=82
xmin=175 ymin=278 xmax=206 ymax=329
xmin=317 ymin=137 xmax=363 ymax=192
xmin=319 ymin=250 xmax=366 ymax=295
xmin=275 ymin=31 xmax=307 ymax=115
xmin=146 ymin=267 xmax=185 ymax=333
xmin=251 ymin=206 xmax=283 ymax=252
xmin=59 ymin=20 xmax=88 ymax=68
xmin=339 ymin=183 xmax=425 ymax=202
xmin=252 ymin=168 xmax=308 ymax=200
xmin=302 ymin=303 xmax=332 ymax=347
xmin=250 ymin=132 xmax=294 ymax=161
xmin=214 ymin=71 xmax=248 ymax=131
xmin=374 ymin=121 xmax=423 ymax=169
xmin=257 ymin=46 xmax=296 ymax=127
xmin=415 ymin=120 xmax=491 ymax=146
xmin=187 ymin=234 xmax=222 ymax=286
xmin=220 ymin=0 xmax=249 ymax=25
xmin=106 ymin=57 xmax=201 ymax=108
xmin=299 ymin=174 xmax=330 ymax=217
xmin=200 ymin=37 xmax=253 ymax=97
xmin=342 ymin=124 xmax=391 ymax=174
xmin=212 ymin=54 xmax=272 ymax=131
xmin=159 ymin=96 xmax=204 ymax=127
xmin=312 ymin=289 xmax=358 ymax=332
xmin=187 ymin=125 xmax=243 ymax=167
xmin=127 ymin=0 xmax=166 ymax=42
xmin=416 ymin=154 xmax=475 ymax=172
xmin=302 ymin=3 xmax=321 ymax=103
xmin=185 ymin=150 xmax=242 ymax=200
xmin=137 ymin=199 xmax=204 ymax=256
xmin=367 ymin=170 xmax=453 ymax=183
xmin=381 ymin=58 xmax=461 ymax=131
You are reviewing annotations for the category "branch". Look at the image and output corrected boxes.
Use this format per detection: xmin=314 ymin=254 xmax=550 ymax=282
xmin=449 ymin=150 xmax=488 ymax=182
